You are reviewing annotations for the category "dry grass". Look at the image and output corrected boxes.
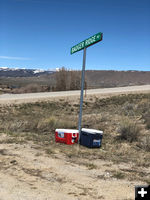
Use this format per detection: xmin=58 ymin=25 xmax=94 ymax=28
xmin=118 ymin=119 xmax=141 ymax=142
xmin=0 ymin=93 xmax=150 ymax=176
xmin=138 ymin=135 xmax=150 ymax=152
xmin=143 ymin=111 xmax=150 ymax=129
xmin=112 ymin=171 xmax=125 ymax=179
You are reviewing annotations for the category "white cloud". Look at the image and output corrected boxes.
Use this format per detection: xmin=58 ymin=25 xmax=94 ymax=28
xmin=0 ymin=56 xmax=31 ymax=60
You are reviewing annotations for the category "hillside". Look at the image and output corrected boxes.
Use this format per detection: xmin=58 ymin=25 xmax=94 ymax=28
xmin=0 ymin=68 xmax=150 ymax=93
xmin=85 ymin=70 xmax=150 ymax=88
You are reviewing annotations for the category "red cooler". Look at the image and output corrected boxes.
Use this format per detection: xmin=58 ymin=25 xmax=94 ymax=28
xmin=55 ymin=129 xmax=79 ymax=145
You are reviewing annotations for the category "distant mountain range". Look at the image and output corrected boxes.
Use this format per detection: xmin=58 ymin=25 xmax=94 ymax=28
xmin=0 ymin=67 xmax=54 ymax=77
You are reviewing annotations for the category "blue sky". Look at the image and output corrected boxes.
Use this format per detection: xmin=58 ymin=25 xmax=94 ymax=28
xmin=0 ymin=0 xmax=150 ymax=71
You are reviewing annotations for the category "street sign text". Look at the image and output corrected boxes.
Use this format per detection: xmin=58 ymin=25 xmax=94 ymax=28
xmin=71 ymin=32 xmax=103 ymax=54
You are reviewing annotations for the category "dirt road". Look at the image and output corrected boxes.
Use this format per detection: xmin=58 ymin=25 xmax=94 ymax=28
xmin=0 ymin=85 xmax=150 ymax=104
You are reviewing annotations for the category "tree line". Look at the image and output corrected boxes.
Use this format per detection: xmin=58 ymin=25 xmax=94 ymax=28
xmin=55 ymin=67 xmax=87 ymax=91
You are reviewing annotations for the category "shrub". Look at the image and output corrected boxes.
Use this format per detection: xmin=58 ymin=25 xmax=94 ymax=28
xmin=143 ymin=111 xmax=150 ymax=129
xmin=138 ymin=135 xmax=150 ymax=152
xmin=137 ymin=101 xmax=150 ymax=114
xmin=37 ymin=116 xmax=58 ymax=132
xmin=118 ymin=119 xmax=141 ymax=142
xmin=37 ymin=116 xmax=76 ymax=132
xmin=85 ymin=163 xmax=97 ymax=170
xmin=112 ymin=171 xmax=125 ymax=179
xmin=122 ymin=103 xmax=135 ymax=116
xmin=145 ymin=118 xmax=150 ymax=129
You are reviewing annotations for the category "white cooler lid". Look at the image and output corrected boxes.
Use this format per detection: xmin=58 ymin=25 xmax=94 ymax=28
xmin=55 ymin=129 xmax=79 ymax=133
xmin=81 ymin=128 xmax=103 ymax=134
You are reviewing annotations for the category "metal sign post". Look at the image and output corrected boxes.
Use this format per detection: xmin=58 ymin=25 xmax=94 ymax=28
xmin=71 ymin=32 xmax=103 ymax=144
xmin=78 ymin=47 xmax=86 ymax=143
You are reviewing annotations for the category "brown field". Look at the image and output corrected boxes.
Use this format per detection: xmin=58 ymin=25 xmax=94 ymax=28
xmin=0 ymin=92 xmax=150 ymax=199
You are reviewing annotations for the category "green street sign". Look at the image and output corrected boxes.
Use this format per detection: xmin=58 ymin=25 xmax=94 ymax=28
xmin=71 ymin=32 xmax=103 ymax=54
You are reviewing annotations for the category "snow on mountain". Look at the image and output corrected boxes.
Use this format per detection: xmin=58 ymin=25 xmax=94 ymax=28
xmin=0 ymin=67 xmax=55 ymax=77
xmin=0 ymin=67 xmax=9 ymax=71
xmin=33 ymin=69 xmax=45 ymax=74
